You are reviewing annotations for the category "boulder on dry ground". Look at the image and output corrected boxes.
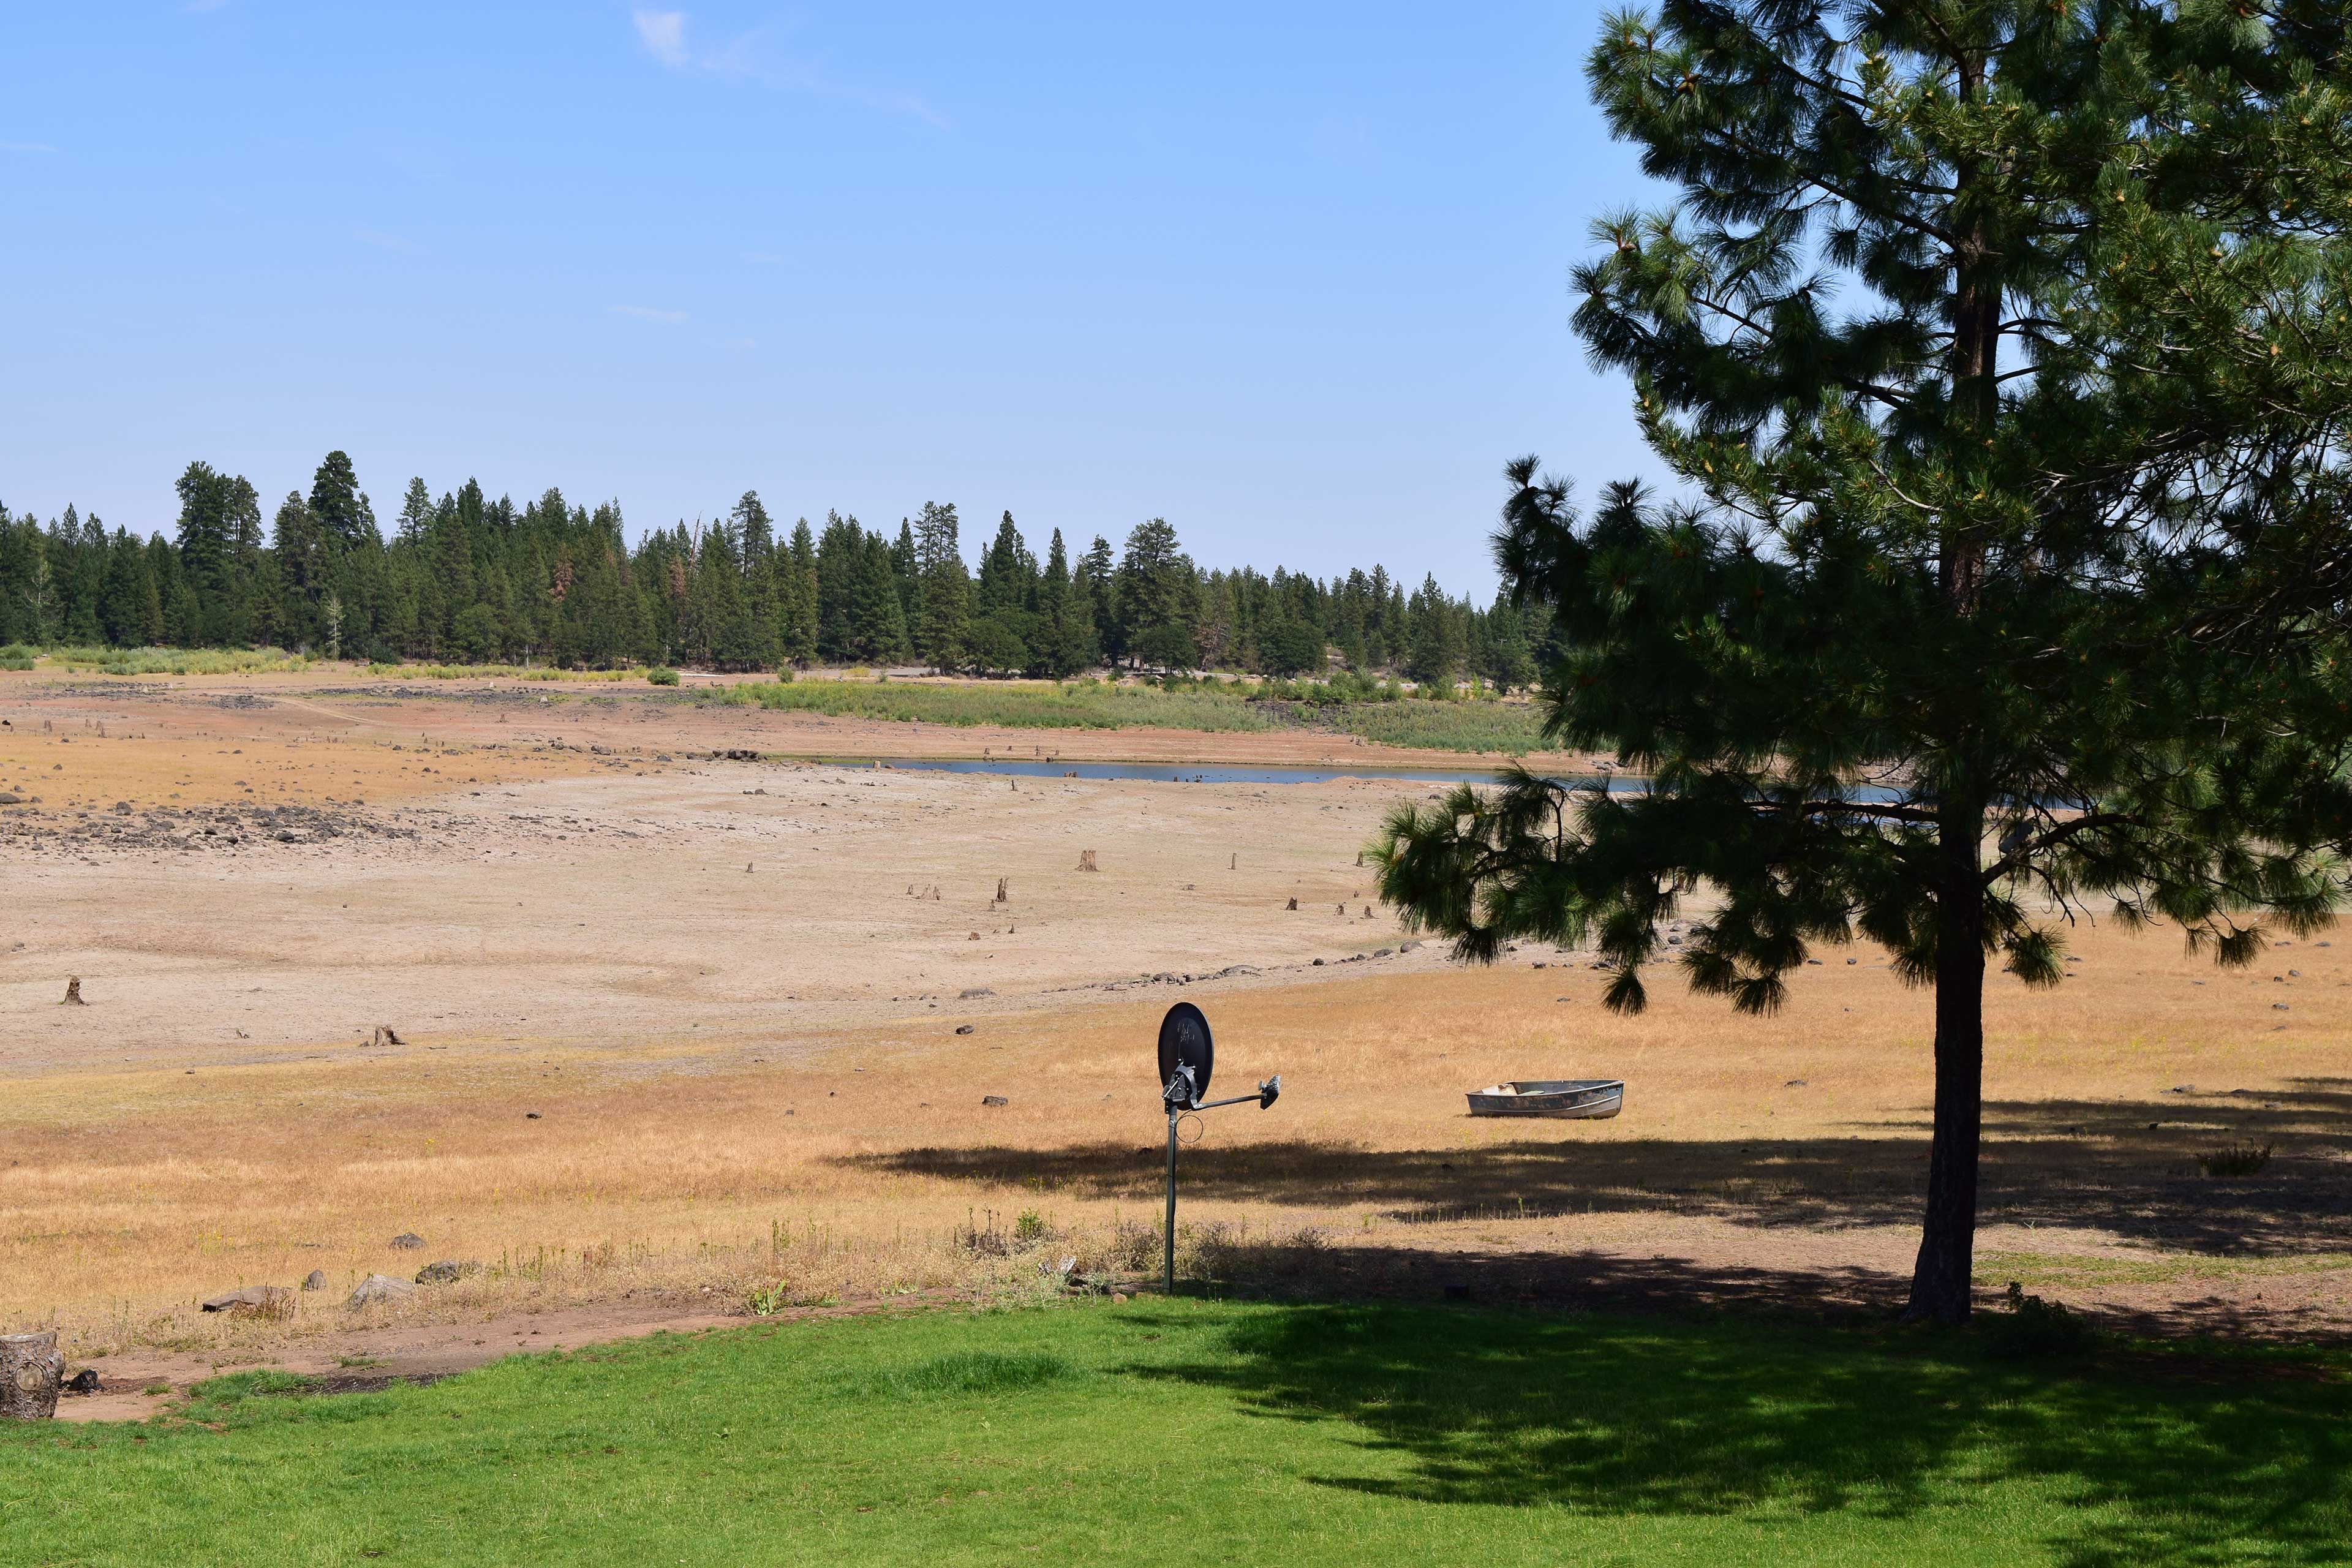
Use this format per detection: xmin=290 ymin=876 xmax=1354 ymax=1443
xmin=200 ymin=1286 xmax=295 ymax=1321
xmin=346 ymin=1274 xmax=415 ymax=1310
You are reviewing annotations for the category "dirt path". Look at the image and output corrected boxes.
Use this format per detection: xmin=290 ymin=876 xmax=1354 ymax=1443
xmin=50 ymin=1298 xmax=749 ymax=1422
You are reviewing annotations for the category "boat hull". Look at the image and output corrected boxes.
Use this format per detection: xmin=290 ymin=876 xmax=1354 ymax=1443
xmin=1466 ymin=1079 xmax=1624 ymax=1119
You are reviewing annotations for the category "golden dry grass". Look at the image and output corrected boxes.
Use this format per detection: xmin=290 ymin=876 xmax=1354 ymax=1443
xmin=10 ymin=932 xmax=2351 ymax=1359
xmin=4 ymin=678 xmax=2350 ymax=1361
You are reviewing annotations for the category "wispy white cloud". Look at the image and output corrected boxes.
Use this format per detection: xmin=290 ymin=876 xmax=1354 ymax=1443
xmin=353 ymin=227 xmax=422 ymax=255
xmin=631 ymin=9 xmax=689 ymax=69
xmin=0 ymin=141 xmax=58 ymax=154
xmin=630 ymin=10 xmax=944 ymax=128
xmin=611 ymin=304 xmax=688 ymax=324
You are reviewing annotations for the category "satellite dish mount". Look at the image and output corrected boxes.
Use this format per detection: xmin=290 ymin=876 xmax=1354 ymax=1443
xmin=1155 ymin=1002 xmax=1281 ymax=1295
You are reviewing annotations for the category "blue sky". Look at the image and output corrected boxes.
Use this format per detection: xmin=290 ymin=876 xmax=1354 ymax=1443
xmin=0 ymin=2 xmax=1662 ymax=594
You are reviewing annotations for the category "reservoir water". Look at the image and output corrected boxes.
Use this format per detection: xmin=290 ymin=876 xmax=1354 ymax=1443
xmin=821 ymin=756 xmax=1907 ymax=801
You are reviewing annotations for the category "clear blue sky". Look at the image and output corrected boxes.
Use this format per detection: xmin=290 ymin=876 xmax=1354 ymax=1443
xmin=0 ymin=2 xmax=1663 ymax=595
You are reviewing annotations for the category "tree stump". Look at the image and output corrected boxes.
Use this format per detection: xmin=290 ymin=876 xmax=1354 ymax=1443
xmin=1 ymin=1332 xmax=62 ymax=1422
xmin=60 ymin=978 xmax=83 ymax=1006
xmin=995 ymin=877 xmax=1008 ymax=903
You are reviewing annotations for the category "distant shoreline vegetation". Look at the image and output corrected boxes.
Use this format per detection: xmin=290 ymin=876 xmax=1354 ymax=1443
xmin=705 ymin=672 xmax=1564 ymax=754
xmin=0 ymin=452 xmax=1551 ymax=693
xmin=0 ymin=643 xmax=1566 ymax=755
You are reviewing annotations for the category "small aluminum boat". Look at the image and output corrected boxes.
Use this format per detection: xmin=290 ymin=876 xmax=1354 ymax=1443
xmin=1466 ymin=1079 xmax=1624 ymax=1119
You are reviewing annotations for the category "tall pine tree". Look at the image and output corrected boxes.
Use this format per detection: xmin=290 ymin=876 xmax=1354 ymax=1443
xmin=1376 ymin=0 xmax=2352 ymax=1323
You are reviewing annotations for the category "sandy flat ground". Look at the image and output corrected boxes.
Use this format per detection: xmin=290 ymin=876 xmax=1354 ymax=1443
xmin=4 ymin=670 xmax=2350 ymax=1403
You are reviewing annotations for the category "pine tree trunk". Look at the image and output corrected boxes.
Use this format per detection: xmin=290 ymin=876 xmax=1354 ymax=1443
xmin=1905 ymin=807 xmax=1988 ymax=1324
xmin=1909 ymin=44 xmax=1995 ymax=1324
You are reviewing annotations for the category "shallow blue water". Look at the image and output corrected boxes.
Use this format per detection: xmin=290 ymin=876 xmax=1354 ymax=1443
xmin=835 ymin=756 xmax=1569 ymax=786
xmin=826 ymin=755 xmax=1906 ymax=801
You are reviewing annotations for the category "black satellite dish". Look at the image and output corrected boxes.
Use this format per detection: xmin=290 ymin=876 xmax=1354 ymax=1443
xmin=1157 ymin=1001 xmax=1213 ymax=1107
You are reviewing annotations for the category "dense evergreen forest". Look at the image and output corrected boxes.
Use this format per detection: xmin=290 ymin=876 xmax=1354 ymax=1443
xmin=0 ymin=451 xmax=1546 ymax=688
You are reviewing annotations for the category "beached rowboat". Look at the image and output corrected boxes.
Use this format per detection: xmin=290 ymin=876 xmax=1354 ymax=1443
xmin=1465 ymin=1079 xmax=1624 ymax=1119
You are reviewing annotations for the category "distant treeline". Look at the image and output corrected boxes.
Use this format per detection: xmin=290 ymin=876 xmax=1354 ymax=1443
xmin=0 ymin=451 xmax=1550 ymax=687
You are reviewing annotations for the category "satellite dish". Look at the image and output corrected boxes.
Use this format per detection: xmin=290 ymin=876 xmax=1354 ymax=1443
xmin=1157 ymin=1002 xmax=1213 ymax=1106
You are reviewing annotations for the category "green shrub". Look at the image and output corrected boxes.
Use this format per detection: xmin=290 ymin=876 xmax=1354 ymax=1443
xmin=2196 ymin=1142 xmax=2272 ymax=1178
xmin=1981 ymin=1281 xmax=2099 ymax=1361
xmin=774 ymin=666 xmax=796 ymax=685
xmin=0 ymin=644 xmax=34 ymax=671
xmin=1014 ymin=1209 xmax=1050 ymax=1243
xmin=647 ymin=666 xmax=680 ymax=687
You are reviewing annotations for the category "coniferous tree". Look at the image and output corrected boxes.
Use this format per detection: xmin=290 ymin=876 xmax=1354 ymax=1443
xmin=395 ymin=478 xmax=433 ymax=545
xmin=1077 ymin=535 xmax=1117 ymax=662
xmin=1376 ymin=0 xmax=2352 ymax=1324
xmin=1052 ymin=563 xmax=1103 ymax=677
xmin=271 ymin=491 xmax=325 ymax=649
xmin=777 ymin=518 xmax=820 ymax=666
xmin=1404 ymin=573 xmax=1463 ymax=691
xmin=848 ymin=528 xmax=910 ymax=663
xmin=308 ymin=451 xmax=377 ymax=553
xmin=911 ymin=500 xmax=969 ymax=673
xmin=1116 ymin=518 xmax=1195 ymax=670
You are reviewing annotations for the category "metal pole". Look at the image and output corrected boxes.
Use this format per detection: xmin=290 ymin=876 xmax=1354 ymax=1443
xmin=1164 ymin=1104 xmax=1179 ymax=1295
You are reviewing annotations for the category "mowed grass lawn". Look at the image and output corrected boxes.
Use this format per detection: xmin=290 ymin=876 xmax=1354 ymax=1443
xmin=6 ymin=1298 xmax=2347 ymax=1567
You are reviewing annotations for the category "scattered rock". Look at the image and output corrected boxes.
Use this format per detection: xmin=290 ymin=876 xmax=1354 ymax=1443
xmin=201 ymin=1285 xmax=295 ymax=1320
xmin=525 ymin=1111 xmax=541 ymax=1120
xmin=981 ymin=1094 xmax=1009 ymax=1107
xmin=301 ymin=1269 xmax=327 ymax=1292
xmin=389 ymin=1232 xmax=426 ymax=1251
xmin=955 ymin=1024 xmax=976 ymax=1036
xmin=1785 ymin=1079 xmax=1807 ymax=1087
xmin=415 ymin=1259 xmax=481 ymax=1286
xmin=959 ymin=987 xmax=994 ymax=999
xmin=0 ymin=792 xmax=21 ymax=806
xmin=346 ymin=1274 xmax=415 ymax=1310
xmin=1311 ymin=958 xmax=1325 ymax=967
xmin=1400 ymin=940 xmax=1420 ymax=952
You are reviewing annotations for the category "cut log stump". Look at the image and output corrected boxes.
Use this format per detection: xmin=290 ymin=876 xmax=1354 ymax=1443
xmin=1 ymin=1331 xmax=63 ymax=1422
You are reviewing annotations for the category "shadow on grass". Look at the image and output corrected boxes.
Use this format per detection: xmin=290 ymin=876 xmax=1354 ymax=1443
xmin=842 ymin=1078 xmax=2352 ymax=1254
xmin=1129 ymin=1301 xmax=2352 ymax=1567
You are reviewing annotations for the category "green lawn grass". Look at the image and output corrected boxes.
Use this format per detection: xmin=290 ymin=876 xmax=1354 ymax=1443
xmin=6 ymin=1298 xmax=2345 ymax=1566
